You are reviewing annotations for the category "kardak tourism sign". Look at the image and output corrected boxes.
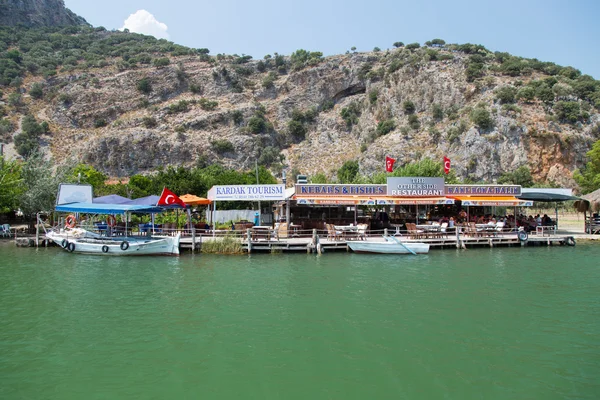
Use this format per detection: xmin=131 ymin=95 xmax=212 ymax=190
xmin=386 ymin=177 xmax=445 ymax=197
xmin=208 ymin=184 xmax=286 ymax=201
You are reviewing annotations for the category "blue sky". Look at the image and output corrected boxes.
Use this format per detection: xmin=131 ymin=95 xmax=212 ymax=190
xmin=64 ymin=0 xmax=600 ymax=79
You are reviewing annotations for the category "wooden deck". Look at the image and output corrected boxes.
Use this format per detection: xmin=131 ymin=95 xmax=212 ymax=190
xmin=180 ymin=229 xmax=577 ymax=253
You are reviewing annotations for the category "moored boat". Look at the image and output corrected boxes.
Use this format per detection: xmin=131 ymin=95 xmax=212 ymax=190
xmin=347 ymin=236 xmax=429 ymax=254
xmin=46 ymin=229 xmax=180 ymax=256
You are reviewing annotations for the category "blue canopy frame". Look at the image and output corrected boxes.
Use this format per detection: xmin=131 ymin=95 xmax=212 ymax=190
xmin=55 ymin=202 xmax=164 ymax=214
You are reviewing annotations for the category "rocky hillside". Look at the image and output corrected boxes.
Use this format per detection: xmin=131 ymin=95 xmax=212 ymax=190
xmin=0 ymin=0 xmax=88 ymax=27
xmin=1 ymin=23 xmax=599 ymax=188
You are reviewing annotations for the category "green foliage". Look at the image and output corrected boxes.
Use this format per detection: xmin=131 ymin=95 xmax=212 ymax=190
xmin=168 ymin=100 xmax=189 ymax=114
xmin=403 ymin=100 xmax=415 ymax=114
xmin=573 ymin=139 xmax=600 ymax=194
xmin=257 ymin=146 xmax=283 ymax=167
xmin=136 ymin=77 xmax=152 ymax=94
xmin=516 ymin=86 xmax=535 ymax=102
xmin=320 ymin=99 xmax=334 ymax=112
xmin=93 ymin=118 xmax=107 ymax=128
xmin=340 ymin=101 xmax=361 ymax=128
xmin=142 ymin=116 xmax=157 ymax=128
xmin=29 ymin=82 xmax=43 ymax=99
xmin=19 ymin=151 xmax=71 ymax=215
xmin=393 ymin=42 xmax=404 ymax=48
xmin=408 ymin=114 xmax=420 ymax=130
xmin=211 ymin=139 xmax=234 ymax=153
xmin=376 ymin=119 xmax=395 ymax=136
xmin=70 ymin=164 xmax=107 ymax=191
xmin=536 ymin=85 xmax=554 ymax=103
xmin=290 ymin=49 xmax=323 ymax=70
xmin=373 ymin=47 xmax=381 ymax=52
xmin=465 ymin=56 xmax=485 ymax=82
xmin=0 ymin=156 xmax=24 ymax=213
xmin=0 ymin=118 xmax=13 ymax=137
xmin=198 ymin=98 xmax=218 ymax=111
xmin=189 ymin=82 xmax=202 ymax=94
xmin=337 ymin=160 xmax=359 ymax=183
xmin=405 ymin=43 xmax=420 ymax=50
xmin=432 ymin=103 xmax=444 ymax=120
xmin=369 ymin=89 xmax=378 ymax=104
xmin=247 ymin=107 xmax=271 ymax=134
xmin=7 ymin=92 xmax=22 ymax=107
xmin=470 ymin=107 xmax=493 ymax=130
xmin=497 ymin=166 xmax=533 ymax=187
xmin=494 ymin=85 xmax=517 ymax=104
xmin=446 ymin=120 xmax=468 ymax=143
xmin=501 ymin=104 xmax=522 ymax=114
xmin=231 ymin=110 xmax=244 ymax=125
xmin=287 ymin=119 xmax=306 ymax=139
xmin=14 ymin=115 xmax=48 ymax=157
xmin=262 ymin=71 xmax=277 ymax=89
xmin=310 ymin=172 xmax=328 ymax=183
xmin=553 ymin=101 xmax=581 ymax=123
xmin=430 ymin=38 xmax=446 ymax=47
xmin=153 ymin=57 xmax=170 ymax=67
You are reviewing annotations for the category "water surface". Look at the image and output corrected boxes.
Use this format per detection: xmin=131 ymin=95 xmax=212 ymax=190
xmin=1 ymin=243 xmax=599 ymax=399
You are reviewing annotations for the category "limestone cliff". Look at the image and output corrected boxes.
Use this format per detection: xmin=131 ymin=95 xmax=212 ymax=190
xmin=0 ymin=0 xmax=88 ymax=27
xmin=1 ymin=28 xmax=599 ymax=189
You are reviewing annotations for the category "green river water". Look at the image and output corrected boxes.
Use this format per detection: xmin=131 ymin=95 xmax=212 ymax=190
xmin=1 ymin=242 xmax=599 ymax=399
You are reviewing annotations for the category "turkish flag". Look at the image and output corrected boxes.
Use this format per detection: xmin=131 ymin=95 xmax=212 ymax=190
xmin=157 ymin=187 xmax=187 ymax=208
xmin=443 ymin=156 xmax=451 ymax=174
xmin=385 ymin=156 xmax=396 ymax=172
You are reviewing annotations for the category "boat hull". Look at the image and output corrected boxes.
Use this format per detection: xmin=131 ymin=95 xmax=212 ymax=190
xmin=347 ymin=241 xmax=429 ymax=254
xmin=48 ymin=231 xmax=180 ymax=256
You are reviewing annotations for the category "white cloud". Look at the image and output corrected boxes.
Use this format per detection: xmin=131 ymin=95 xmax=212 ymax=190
xmin=121 ymin=10 xmax=169 ymax=40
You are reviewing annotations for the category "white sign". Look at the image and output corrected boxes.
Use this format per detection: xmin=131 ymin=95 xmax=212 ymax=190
xmin=387 ymin=177 xmax=445 ymax=196
xmin=208 ymin=184 xmax=286 ymax=201
xmin=56 ymin=183 xmax=93 ymax=205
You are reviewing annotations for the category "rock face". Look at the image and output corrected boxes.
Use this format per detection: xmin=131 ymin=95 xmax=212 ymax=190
xmin=0 ymin=0 xmax=88 ymax=27
xmin=3 ymin=35 xmax=600 ymax=188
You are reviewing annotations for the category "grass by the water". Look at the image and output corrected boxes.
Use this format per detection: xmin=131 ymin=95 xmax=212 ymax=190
xmin=200 ymin=234 xmax=243 ymax=254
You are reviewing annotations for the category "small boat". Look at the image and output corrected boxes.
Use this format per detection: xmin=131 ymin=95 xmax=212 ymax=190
xmin=347 ymin=236 xmax=429 ymax=254
xmin=45 ymin=199 xmax=182 ymax=256
xmin=46 ymin=229 xmax=180 ymax=256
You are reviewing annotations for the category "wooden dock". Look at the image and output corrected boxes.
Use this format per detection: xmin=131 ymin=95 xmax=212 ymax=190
xmin=181 ymin=229 xmax=578 ymax=253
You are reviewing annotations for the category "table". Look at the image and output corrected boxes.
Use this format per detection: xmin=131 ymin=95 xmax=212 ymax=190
xmin=334 ymin=225 xmax=359 ymax=240
xmin=289 ymin=224 xmax=301 ymax=237
xmin=251 ymin=226 xmax=271 ymax=240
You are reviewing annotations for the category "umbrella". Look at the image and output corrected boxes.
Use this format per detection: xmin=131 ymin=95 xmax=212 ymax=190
xmin=93 ymin=194 xmax=131 ymax=204
xmin=582 ymin=188 xmax=600 ymax=212
xmin=179 ymin=194 xmax=211 ymax=206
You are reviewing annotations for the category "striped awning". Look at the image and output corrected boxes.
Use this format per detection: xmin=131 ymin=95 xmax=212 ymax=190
xmin=294 ymin=196 xmax=455 ymax=205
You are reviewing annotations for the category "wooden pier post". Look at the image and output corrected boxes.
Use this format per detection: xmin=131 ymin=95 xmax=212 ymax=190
xmin=246 ymin=228 xmax=252 ymax=253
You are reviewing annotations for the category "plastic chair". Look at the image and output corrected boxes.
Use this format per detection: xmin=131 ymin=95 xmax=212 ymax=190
xmin=1 ymin=224 xmax=12 ymax=238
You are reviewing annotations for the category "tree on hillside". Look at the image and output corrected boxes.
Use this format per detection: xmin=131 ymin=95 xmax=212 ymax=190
xmin=0 ymin=156 xmax=24 ymax=213
xmin=337 ymin=160 xmax=359 ymax=183
xmin=393 ymin=42 xmax=404 ymax=48
xmin=497 ymin=166 xmax=533 ymax=187
xmin=19 ymin=152 xmax=72 ymax=216
xmin=574 ymin=138 xmax=600 ymax=194
xmin=69 ymin=164 xmax=107 ymax=194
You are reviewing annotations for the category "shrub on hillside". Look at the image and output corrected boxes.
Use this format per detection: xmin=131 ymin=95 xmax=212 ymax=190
xmin=470 ymin=107 xmax=493 ymax=129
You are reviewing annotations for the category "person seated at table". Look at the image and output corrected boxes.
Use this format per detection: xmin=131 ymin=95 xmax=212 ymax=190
xmin=541 ymin=214 xmax=553 ymax=226
xmin=447 ymin=217 xmax=456 ymax=233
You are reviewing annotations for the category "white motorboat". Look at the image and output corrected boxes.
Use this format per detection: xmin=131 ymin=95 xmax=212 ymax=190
xmin=46 ymin=228 xmax=180 ymax=256
xmin=347 ymin=236 xmax=429 ymax=254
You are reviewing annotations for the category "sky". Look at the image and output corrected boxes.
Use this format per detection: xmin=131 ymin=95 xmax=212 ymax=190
xmin=63 ymin=0 xmax=600 ymax=79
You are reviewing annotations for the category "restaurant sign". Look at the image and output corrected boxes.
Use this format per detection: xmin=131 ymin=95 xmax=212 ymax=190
xmin=208 ymin=184 xmax=286 ymax=201
xmin=445 ymin=185 xmax=521 ymax=196
xmin=295 ymin=184 xmax=386 ymax=196
xmin=387 ymin=177 xmax=445 ymax=197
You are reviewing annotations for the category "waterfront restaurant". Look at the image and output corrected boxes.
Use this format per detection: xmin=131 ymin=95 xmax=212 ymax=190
xmin=286 ymin=178 xmax=533 ymax=232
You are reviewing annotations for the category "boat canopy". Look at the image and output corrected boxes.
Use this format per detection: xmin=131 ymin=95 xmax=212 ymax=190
xmin=55 ymin=202 xmax=164 ymax=214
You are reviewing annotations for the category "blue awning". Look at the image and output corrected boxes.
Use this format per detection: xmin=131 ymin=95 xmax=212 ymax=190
xmin=55 ymin=202 xmax=164 ymax=214
xmin=93 ymin=194 xmax=131 ymax=204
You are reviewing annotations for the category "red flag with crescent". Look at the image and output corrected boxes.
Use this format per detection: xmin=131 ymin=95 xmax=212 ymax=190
xmin=157 ymin=187 xmax=187 ymax=208
xmin=443 ymin=156 xmax=451 ymax=174
xmin=385 ymin=156 xmax=396 ymax=172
